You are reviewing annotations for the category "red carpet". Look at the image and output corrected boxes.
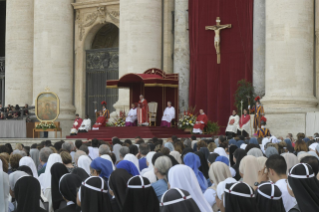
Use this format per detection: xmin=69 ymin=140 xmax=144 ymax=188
xmin=66 ymin=127 xmax=211 ymax=141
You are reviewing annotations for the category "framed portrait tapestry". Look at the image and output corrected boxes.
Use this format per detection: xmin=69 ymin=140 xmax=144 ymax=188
xmin=35 ymin=92 xmax=60 ymax=122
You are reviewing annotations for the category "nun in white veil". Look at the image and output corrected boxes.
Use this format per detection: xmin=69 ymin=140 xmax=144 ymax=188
xmin=0 ymin=160 xmax=10 ymax=212
xmin=77 ymin=155 xmax=92 ymax=175
xmin=141 ymin=152 xmax=156 ymax=183
xmin=38 ymin=153 xmax=62 ymax=212
xmin=19 ymin=156 xmax=39 ymax=179
xmin=168 ymin=164 xmax=213 ymax=212
xmin=123 ymin=153 xmax=140 ymax=172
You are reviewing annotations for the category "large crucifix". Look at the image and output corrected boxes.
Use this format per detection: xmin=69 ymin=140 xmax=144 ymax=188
xmin=205 ymin=17 xmax=232 ymax=64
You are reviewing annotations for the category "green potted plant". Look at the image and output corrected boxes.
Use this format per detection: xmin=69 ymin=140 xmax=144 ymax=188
xmin=234 ymin=79 xmax=255 ymax=116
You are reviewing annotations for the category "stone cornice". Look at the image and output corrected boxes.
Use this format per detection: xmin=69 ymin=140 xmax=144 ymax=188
xmin=72 ymin=0 xmax=119 ymax=10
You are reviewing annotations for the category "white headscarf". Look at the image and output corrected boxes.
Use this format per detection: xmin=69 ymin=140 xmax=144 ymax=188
xmin=281 ymin=152 xmax=298 ymax=174
xmin=309 ymin=143 xmax=318 ymax=151
xmin=261 ymin=137 xmax=269 ymax=153
xmin=169 ymin=151 xmax=182 ymax=164
xmin=113 ymin=144 xmax=122 ymax=162
xmin=38 ymin=153 xmax=62 ymax=191
xmin=100 ymin=155 xmax=115 ymax=170
xmin=141 ymin=152 xmax=156 ymax=183
xmin=168 ymin=164 xmax=213 ymax=212
xmin=0 ymin=160 xmax=9 ymax=212
xmin=270 ymin=136 xmax=279 ymax=144
xmin=216 ymin=177 xmax=237 ymax=204
xmin=240 ymin=143 xmax=247 ymax=150
xmin=124 ymin=153 xmax=140 ymax=171
xmin=77 ymin=155 xmax=92 ymax=175
xmin=19 ymin=156 xmax=39 ymax=179
xmin=247 ymin=148 xmax=263 ymax=157
xmin=213 ymin=147 xmax=228 ymax=158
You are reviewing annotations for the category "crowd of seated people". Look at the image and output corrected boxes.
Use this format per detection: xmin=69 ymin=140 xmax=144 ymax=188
xmin=0 ymin=104 xmax=29 ymax=120
xmin=0 ymin=133 xmax=319 ymax=212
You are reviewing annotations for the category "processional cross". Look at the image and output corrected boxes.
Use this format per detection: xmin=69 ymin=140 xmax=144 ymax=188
xmin=205 ymin=17 xmax=232 ymax=64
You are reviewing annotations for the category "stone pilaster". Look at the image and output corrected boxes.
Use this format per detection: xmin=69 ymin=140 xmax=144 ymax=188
xmin=33 ymin=0 xmax=75 ymax=137
xmin=262 ymin=0 xmax=318 ymax=136
xmin=163 ymin=0 xmax=174 ymax=73
xmin=114 ymin=0 xmax=162 ymax=111
xmin=253 ymin=0 xmax=266 ymax=96
xmin=5 ymin=0 xmax=34 ymax=106
xmin=174 ymin=0 xmax=190 ymax=113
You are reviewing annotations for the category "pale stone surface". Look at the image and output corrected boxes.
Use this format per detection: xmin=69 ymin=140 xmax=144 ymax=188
xmin=5 ymin=0 xmax=34 ymax=106
xmin=33 ymin=0 xmax=75 ymax=137
xmin=316 ymin=0 xmax=319 ymax=99
xmin=174 ymin=0 xmax=190 ymax=113
xmin=73 ymin=3 xmax=120 ymax=117
xmin=263 ymin=0 xmax=317 ymax=109
xmin=163 ymin=0 xmax=174 ymax=73
xmin=253 ymin=0 xmax=265 ymax=96
xmin=114 ymin=0 xmax=162 ymax=111
xmin=262 ymin=0 xmax=318 ymax=136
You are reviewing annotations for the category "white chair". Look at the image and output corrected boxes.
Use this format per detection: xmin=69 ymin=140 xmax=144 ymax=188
xmin=148 ymin=102 xmax=158 ymax=126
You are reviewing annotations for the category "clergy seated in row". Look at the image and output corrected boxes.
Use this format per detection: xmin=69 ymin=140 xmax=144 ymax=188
xmin=161 ymin=101 xmax=176 ymax=127
xmin=137 ymin=95 xmax=149 ymax=126
xmin=225 ymin=110 xmax=239 ymax=137
xmin=192 ymin=109 xmax=208 ymax=134
xmin=256 ymin=116 xmax=271 ymax=138
xmin=78 ymin=115 xmax=92 ymax=133
xmin=237 ymin=109 xmax=251 ymax=137
xmin=70 ymin=114 xmax=83 ymax=135
xmin=125 ymin=103 xmax=137 ymax=127
xmin=92 ymin=111 xmax=106 ymax=130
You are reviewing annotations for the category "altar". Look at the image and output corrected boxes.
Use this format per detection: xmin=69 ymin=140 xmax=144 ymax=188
xmin=107 ymin=68 xmax=179 ymax=126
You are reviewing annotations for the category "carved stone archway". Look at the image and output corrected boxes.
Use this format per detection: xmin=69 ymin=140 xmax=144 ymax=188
xmin=72 ymin=0 xmax=119 ymax=117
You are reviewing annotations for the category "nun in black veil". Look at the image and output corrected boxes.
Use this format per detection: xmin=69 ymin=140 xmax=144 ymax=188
xmin=77 ymin=176 xmax=113 ymax=212
xmin=57 ymin=173 xmax=82 ymax=212
xmin=71 ymin=167 xmax=89 ymax=181
xmin=255 ymin=182 xmax=285 ymax=212
xmin=221 ymin=182 xmax=257 ymax=212
xmin=159 ymin=188 xmax=201 ymax=212
xmin=51 ymin=163 xmax=69 ymax=211
xmin=14 ymin=176 xmax=46 ymax=212
xmin=287 ymin=163 xmax=319 ymax=212
xmin=122 ymin=175 xmax=159 ymax=212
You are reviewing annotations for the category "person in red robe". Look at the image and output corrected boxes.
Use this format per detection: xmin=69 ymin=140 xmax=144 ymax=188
xmin=70 ymin=114 xmax=83 ymax=135
xmin=237 ymin=109 xmax=251 ymax=137
xmin=92 ymin=111 xmax=106 ymax=130
xmin=137 ymin=95 xmax=149 ymax=126
xmin=192 ymin=109 xmax=208 ymax=134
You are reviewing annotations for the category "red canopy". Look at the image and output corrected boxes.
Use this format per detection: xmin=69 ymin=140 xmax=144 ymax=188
xmin=106 ymin=68 xmax=179 ymax=126
xmin=107 ymin=68 xmax=178 ymax=88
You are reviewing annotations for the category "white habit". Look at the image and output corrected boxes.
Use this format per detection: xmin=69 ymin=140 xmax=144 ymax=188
xmin=225 ymin=115 xmax=239 ymax=134
xmin=125 ymin=108 xmax=137 ymax=123
xmin=78 ymin=119 xmax=92 ymax=132
xmin=161 ymin=106 xmax=176 ymax=123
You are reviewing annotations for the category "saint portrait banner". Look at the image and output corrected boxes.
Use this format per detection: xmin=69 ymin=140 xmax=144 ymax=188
xmin=35 ymin=92 xmax=60 ymax=122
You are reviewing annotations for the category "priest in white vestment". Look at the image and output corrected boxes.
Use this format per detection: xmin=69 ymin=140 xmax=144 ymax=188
xmin=78 ymin=115 xmax=92 ymax=133
xmin=125 ymin=103 xmax=137 ymax=126
xmin=160 ymin=101 xmax=176 ymax=127
xmin=225 ymin=110 xmax=239 ymax=137
xmin=237 ymin=109 xmax=251 ymax=137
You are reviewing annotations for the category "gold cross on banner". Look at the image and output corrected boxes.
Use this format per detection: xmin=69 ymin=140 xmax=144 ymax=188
xmin=205 ymin=17 xmax=232 ymax=64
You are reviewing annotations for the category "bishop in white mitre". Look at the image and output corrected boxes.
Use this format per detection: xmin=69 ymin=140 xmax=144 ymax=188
xmin=225 ymin=110 xmax=239 ymax=137
xmin=161 ymin=101 xmax=176 ymax=127
xmin=125 ymin=103 xmax=137 ymax=127
xmin=78 ymin=115 xmax=92 ymax=133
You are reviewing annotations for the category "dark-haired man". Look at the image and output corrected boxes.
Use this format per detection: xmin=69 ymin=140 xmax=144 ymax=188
xmin=300 ymin=156 xmax=319 ymax=176
xmin=138 ymin=143 xmax=150 ymax=172
xmin=266 ymin=155 xmax=296 ymax=211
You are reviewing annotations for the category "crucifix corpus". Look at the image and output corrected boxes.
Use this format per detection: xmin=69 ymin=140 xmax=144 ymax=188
xmin=205 ymin=17 xmax=232 ymax=64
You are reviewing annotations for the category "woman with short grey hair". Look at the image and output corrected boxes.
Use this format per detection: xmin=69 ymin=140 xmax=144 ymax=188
xmin=151 ymin=156 xmax=172 ymax=201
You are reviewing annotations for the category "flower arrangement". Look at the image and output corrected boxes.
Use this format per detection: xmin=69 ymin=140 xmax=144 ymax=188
xmin=178 ymin=109 xmax=197 ymax=130
xmin=35 ymin=122 xmax=56 ymax=130
xmin=113 ymin=110 xmax=126 ymax=127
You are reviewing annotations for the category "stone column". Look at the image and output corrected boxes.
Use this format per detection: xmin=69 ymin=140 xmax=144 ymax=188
xmin=1 ymin=78 xmax=4 ymax=105
xmin=316 ymin=0 xmax=319 ymax=98
xmin=262 ymin=0 xmax=318 ymax=136
xmin=115 ymin=0 xmax=162 ymax=111
xmin=5 ymin=0 xmax=34 ymax=105
xmin=163 ymin=0 xmax=174 ymax=73
xmin=33 ymin=0 xmax=75 ymax=137
xmin=174 ymin=0 xmax=190 ymax=113
xmin=253 ymin=0 xmax=266 ymax=96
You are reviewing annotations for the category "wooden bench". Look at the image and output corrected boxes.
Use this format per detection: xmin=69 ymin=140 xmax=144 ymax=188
xmin=33 ymin=122 xmax=62 ymax=138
